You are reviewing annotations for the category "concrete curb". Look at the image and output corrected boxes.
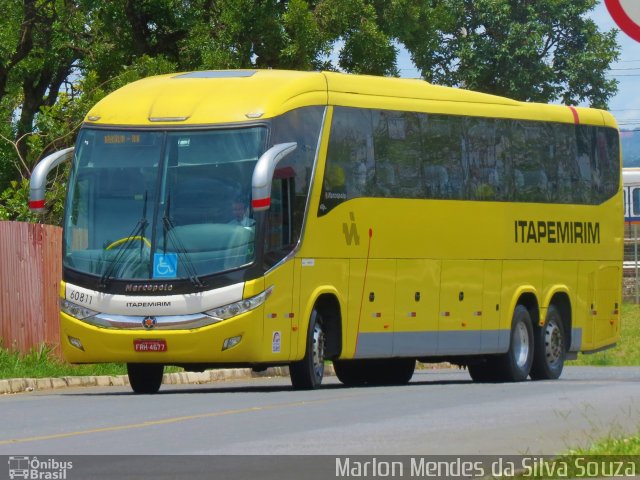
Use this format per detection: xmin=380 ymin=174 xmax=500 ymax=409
xmin=0 ymin=365 xmax=336 ymax=395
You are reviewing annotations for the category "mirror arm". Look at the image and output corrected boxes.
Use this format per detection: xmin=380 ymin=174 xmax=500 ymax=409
xmin=251 ymin=142 xmax=297 ymax=212
xmin=29 ymin=147 xmax=75 ymax=212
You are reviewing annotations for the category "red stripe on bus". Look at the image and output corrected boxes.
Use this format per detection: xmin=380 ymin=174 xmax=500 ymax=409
xmin=568 ymin=106 xmax=580 ymax=124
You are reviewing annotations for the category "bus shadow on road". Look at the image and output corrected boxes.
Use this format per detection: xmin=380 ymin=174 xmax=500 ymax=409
xmin=60 ymin=375 xmax=473 ymax=397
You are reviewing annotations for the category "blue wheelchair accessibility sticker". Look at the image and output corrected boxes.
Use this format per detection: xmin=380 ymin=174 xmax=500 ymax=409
xmin=153 ymin=253 xmax=178 ymax=279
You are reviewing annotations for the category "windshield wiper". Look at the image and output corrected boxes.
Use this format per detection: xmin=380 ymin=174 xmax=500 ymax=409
xmin=98 ymin=191 xmax=149 ymax=289
xmin=162 ymin=192 xmax=206 ymax=288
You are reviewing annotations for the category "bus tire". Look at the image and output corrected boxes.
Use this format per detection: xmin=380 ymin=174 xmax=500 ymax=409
xmin=127 ymin=363 xmax=164 ymax=394
xmin=529 ymin=305 xmax=565 ymax=380
xmin=290 ymin=310 xmax=325 ymax=390
xmin=370 ymin=359 xmax=415 ymax=386
xmin=334 ymin=359 xmax=415 ymax=386
xmin=467 ymin=358 xmax=499 ymax=383
xmin=334 ymin=360 xmax=368 ymax=386
xmin=495 ymin=305 xmax=533 ymax=382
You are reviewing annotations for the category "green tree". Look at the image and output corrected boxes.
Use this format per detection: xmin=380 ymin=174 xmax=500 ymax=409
xmin=0 ymin=0 xmax=86 ymax=185
xmin=394 ymin=0 xmax=619 ymax=107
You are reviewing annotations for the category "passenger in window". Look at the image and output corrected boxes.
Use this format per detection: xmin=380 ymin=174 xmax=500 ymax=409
xmin=228 ymin=196 xmax=255 ymax=227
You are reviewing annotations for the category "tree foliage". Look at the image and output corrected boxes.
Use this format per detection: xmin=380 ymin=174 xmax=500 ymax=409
xmin=394 ymin=0 xmax=619 ymax=107
xmin=0 ymin=0 xmax=621 ymax=224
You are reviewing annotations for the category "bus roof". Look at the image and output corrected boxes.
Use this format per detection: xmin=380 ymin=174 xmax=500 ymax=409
xmin=84 ymin=69 xmax=618 ymax=129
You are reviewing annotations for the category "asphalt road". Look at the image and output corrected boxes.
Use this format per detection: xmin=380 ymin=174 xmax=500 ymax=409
xmin=0 ymin=366 xmax=638 ymax=457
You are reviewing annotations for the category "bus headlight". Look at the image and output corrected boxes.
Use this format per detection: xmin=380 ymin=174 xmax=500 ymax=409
xmin=206 ymin=286 xmax=273 ymax=320
xmin=60 ymin=299 xmax=98 ymax=320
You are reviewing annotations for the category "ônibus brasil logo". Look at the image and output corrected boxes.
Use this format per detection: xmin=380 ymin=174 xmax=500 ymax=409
xmin=8 ymin=456 xmax=73 ymax=479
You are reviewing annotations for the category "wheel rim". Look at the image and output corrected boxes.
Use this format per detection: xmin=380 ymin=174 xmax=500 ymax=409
xmin=312 ymin=321 xmax=325 ymax=380
xmin=544 ymin=319 xmax=563 ymax=365
xmin=513 ymin=321 xmax=530 ymax=368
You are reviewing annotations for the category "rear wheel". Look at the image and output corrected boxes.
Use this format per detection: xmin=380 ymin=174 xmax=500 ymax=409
xmin=334 ymin=360 xmax=368 ymax=386
xmin=467 ymin=358 xmax=499 ymax=383
xmin=530 ymin=305 xmax=565 ymax=380
xmin=127 ymin=363 xmax=164 ymax=394
xmin=494 ymin=305 xmax=533 ymax=382
xmin=290 ymin=311 xmax=325 ymax=389
xmin=334 ymin=358 xmax=415 ymax=386
xmin=372 ymin=358 xmax=415 ymax=385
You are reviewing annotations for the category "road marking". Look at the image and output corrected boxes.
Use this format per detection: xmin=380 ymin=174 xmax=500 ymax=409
xmin=0 ymin=394 xmax=360 ymax=446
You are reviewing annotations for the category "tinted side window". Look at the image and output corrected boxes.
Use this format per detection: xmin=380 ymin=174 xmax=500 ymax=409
xmin=319 ymin=106 xmax=620 ymax=216
xmin=319 ymin=108 xmax=374 ymax=215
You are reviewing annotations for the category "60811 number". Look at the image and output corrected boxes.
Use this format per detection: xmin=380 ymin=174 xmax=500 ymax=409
xmin=69 ymin=290 xmax=93 ymax=305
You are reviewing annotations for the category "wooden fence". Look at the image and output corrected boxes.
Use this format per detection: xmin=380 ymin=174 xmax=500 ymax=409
xmin=0 ymin=221 xmax=62 ymax=354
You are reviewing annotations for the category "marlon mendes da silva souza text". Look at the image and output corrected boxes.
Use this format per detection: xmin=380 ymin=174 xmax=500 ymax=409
xmin=334 ymin=457 xmax=637 ymax=478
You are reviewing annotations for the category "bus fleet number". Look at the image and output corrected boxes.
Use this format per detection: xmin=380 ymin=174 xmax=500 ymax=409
xmin=69 ymin=290 xmax=93 ymax=305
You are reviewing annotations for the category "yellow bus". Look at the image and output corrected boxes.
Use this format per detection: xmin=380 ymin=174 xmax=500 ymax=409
xmin=30 ymin=70 xmax=622 ymax=393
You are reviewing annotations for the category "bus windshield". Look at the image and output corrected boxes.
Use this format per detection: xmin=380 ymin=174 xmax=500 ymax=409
xmin=64 ymin=127 xmax=267 ymax=282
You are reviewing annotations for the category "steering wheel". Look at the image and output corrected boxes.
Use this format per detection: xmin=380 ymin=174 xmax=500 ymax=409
xmin=105 ymin=236 xmax=151 ymax=250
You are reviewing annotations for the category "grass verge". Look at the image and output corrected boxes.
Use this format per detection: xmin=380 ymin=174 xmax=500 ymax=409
xmin=0 ymin=344 xmax=127 ymax=379
xmin=0 ymin=344 xmax=181 ymax=379
xmin=506 ymin=436 xmax=640 ymax=479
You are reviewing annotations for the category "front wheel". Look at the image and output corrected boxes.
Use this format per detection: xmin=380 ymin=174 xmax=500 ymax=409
xmin=290 ymin=311 xmax=325 ymax=389
xmin=529 ymin=305 xmax=566 ymax=380
xmin=127 ymin=363 xmax=164 ymax=394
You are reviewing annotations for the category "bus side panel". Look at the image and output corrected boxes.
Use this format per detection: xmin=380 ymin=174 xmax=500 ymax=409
xmin=576 ymin=262 xmax=622 ymax=352
xmin=577 ymin=261 xmax=597 ymax=350
xmin=593 ymin=264 xmax=622 ymax=350
xmin=393 ymin=259 xmax=440 ymax=356
xmin=348 ymin=259 xmax=396 ymax=358
xmin=437 ymin=260 xmax=484 ymax=355
xmin=500 ymin=260 xmax=543 ymax=350
xmin=481 ymin=260 xmax=503 ymax=354
xmin=262 ymin=259 xmax=295 ymax=362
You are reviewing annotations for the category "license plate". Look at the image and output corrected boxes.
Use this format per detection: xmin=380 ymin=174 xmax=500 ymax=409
xmin=134 ymin=339 xmax=167 ymax=352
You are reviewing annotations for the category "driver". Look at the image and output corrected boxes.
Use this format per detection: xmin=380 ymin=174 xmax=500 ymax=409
xmin=228 ymin=195 xmax=255 ymax=227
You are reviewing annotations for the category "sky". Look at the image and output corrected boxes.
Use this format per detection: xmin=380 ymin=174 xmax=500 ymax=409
xmin=592 ymin=0 xmax=640 ymax=130
xmin=395 ymin=0 xmax=640 ymax=130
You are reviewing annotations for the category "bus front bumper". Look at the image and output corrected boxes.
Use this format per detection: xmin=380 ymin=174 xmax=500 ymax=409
xmin=60 ymin=309 xmax=264 ymax=365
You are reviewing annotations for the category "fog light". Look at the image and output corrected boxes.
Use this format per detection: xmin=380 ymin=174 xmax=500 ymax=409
xmin=222 ymin=335 xmax=242 ymax=351
xmin=68 ymin=335 xmax=84 ymax=351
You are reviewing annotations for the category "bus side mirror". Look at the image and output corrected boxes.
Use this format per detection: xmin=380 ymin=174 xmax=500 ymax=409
xmin=29 ymin=147 xmax=75 ymax=212
xmin=251 ymin=142 xmax=297 ymax=212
